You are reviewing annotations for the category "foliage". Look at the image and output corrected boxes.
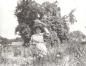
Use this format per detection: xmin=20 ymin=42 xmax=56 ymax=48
xmin=68 ymin=9 xmax=77 ymax=24
xmin=15 ymin=0 xmax=77 ymax=46
xmin=0 ymin=36 xmax=23 ymax=45
xmin=65 ymin=31 xmax=86 ymax=66
xmin=0 ymin=36 xmax=11 ymax=44
xmin=69 ymin=31 xmax=86 ymax=42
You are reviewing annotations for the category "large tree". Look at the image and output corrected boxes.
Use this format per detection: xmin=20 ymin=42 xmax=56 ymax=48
xmin=15 ymin=0 xmax=77 ymax=46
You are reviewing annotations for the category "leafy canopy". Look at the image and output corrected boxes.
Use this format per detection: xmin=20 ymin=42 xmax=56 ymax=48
xmin=15 ymin=0 xmax=77 ymax=46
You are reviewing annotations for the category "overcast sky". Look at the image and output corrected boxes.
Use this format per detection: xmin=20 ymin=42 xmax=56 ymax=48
xmin=0 ymin=0 xmax=86 ymax=39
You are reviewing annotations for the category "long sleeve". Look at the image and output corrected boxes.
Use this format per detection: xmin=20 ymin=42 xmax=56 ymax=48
xmin=43 ymin=27 xmax=50 ymax=36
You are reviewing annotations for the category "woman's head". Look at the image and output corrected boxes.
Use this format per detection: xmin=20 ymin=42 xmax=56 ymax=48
xmin=34 ymin=26 xmax=44 ymax=34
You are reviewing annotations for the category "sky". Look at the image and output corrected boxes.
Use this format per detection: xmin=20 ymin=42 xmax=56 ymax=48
xmin=0 ymin=0 xmax=86 ymax=39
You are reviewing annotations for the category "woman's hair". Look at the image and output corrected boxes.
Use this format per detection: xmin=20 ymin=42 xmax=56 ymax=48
xmin=34 ymin=26 xmax=44 ymax=33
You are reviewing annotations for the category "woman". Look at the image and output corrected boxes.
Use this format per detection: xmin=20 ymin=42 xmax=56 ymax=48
xmin=30 ymin=23 xmax=50 ymax=58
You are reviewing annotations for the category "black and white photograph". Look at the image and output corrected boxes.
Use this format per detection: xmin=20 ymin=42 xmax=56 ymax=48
xmin=0 ymin=0 xmax=86 ymax=66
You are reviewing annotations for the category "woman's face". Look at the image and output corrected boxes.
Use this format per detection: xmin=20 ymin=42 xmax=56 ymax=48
xmin=36 ymin=28 xmax=41 ymax=34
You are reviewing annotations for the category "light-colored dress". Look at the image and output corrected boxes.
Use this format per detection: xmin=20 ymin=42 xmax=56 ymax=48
xmin=30 ymin=33 xmax=47 ymax=56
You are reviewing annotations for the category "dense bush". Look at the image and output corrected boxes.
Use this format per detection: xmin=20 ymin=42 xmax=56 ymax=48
xmin=15 ymin=0 xmax=76 ymax=46
xmin=0 ymin=36 xmax=11 ymax=44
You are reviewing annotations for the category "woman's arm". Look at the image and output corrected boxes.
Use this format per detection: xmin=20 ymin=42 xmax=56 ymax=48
xmin=29 ymin=35 xmax=34 ymax=44
xmin=34 ymin=19 xmax=47 ymax=27
xmin=43 ymin=27 xmax=50 ymax=36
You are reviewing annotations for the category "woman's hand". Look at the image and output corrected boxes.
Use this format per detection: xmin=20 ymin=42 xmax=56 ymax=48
xmin=34 ymin=19 xmax=47 ymax=27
